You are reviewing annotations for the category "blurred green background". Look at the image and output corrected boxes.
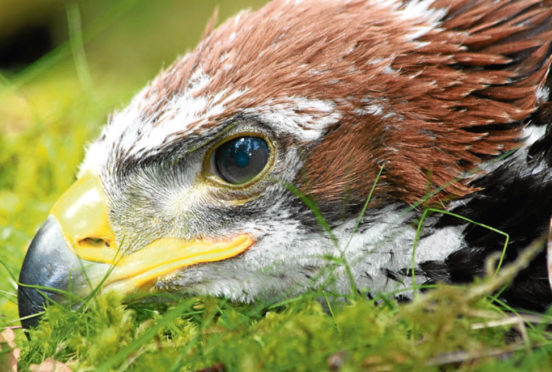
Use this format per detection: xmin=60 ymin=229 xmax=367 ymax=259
xmin=0 ymin=0 xmax=267 ymax=323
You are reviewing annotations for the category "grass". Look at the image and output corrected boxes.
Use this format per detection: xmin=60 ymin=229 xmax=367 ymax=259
xmin=1 ymin=0 xmax=552 ymax=370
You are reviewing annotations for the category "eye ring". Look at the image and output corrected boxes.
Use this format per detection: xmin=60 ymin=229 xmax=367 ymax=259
xmin=205 ymin=134 xmax=274 ymax=187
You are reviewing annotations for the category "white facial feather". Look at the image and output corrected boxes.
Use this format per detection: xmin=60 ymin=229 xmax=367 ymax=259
xmin=378 ymin=0 xmax=446 ymax=40
xmin=523 ymin=125 xmax=547 ymax=146
xmin=537 ymin=86 xmax=550 ymax=104
xmin=245 ymin=97 xmax=341 ymax=141
xmin=160 ymin=205 xmax=463 ymax=301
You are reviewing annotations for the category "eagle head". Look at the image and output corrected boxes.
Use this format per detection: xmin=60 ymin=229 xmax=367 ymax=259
xmin=18 ymin=0 xmax=552 ymax=327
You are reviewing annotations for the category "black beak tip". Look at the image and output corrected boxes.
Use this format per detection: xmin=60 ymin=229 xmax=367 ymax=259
xmin=17 ymin=216 xmax=77 ymax=329
xmin=17 ymin=286 xmax=44 ymax=330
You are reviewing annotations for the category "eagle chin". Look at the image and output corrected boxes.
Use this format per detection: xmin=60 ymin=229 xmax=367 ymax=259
xmin=18 ymin=0 xmax=552 ymax=328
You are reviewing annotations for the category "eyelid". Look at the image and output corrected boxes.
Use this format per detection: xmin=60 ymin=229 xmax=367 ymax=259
xmin=185 ymin=121 xmax=239 ymax=154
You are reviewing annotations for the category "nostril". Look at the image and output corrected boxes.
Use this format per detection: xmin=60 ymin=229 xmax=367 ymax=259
xmin=74 ymin=236 xmax=118 ymax=264
xmin=78 ymin=237 xmax=111 ymax=249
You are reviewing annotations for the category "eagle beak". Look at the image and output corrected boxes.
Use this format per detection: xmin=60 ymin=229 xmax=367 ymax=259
xmin=18 ymin=173 xmax=253 ymax=328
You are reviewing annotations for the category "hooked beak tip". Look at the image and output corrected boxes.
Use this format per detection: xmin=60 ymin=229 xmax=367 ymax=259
xmin=18 ymin=216 xmax=81 ymax=329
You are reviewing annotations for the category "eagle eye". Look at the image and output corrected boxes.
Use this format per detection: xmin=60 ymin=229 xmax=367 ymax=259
xmin=213 ymin=136 xmax=270 ymax=184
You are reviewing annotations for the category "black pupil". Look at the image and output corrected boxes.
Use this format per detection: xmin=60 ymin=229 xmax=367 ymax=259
xmin=214 ymin=137 xmax=270 ymax=184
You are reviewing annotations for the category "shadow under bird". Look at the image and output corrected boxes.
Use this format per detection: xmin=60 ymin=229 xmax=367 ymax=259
xmin=18 ymin=0 xmax=552 ymax=328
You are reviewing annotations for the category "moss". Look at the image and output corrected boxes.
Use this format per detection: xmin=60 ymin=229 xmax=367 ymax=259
xmin=13 ymin=288 xmax=547 ymax=371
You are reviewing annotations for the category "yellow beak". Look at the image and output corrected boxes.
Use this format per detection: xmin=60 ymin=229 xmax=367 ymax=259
xmin=48 ymin=173 xmax=253 ymax=294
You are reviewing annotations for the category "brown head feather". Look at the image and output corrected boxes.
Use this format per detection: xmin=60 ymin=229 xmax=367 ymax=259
xmin=139 ymin=0 xmax=552 ymax=208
